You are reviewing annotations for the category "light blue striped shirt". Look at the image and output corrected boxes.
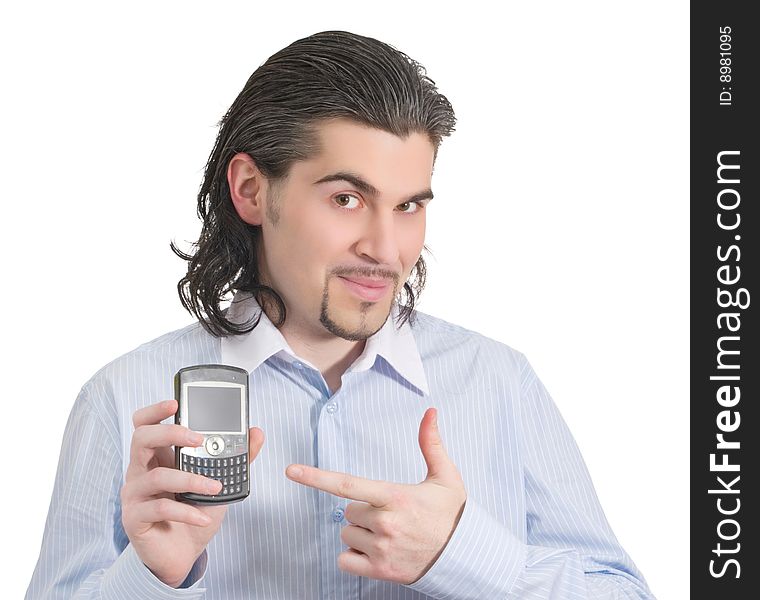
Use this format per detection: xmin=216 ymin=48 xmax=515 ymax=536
xmin=26 ymin=292 xmax=654 ymax=599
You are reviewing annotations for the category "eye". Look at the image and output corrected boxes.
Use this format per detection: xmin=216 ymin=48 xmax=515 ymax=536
xmin=332 ymin=193 xmax=427 ymax=214
xmin=397 ymin=201 xmax=426 ymax=214
xmin=333 ymin=193 xmax=361 ymax=209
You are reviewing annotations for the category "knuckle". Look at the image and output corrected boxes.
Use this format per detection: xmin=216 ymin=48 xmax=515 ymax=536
xmin=373 ymin=536 xmax=390 ymax=556
xmin=162 ymin=424 xmax=178 ymax=440
xmin=147 ymin=467 xmax=166 ymax=488
xmin=131 ymin=425 xmax=155 ymax=453
xmin=172 ymin=424 xmax=192 ymax=443
xmin=155 ymin=497 xmax=173 ymax=519
xmin=336 ymin=476 xmax=355 ymax=497
xmin=135 ymin=447 xmax=152 ymax=468
xmin=336 ymin=552 xmax=349 ymax=572
xmin=343 ymin=503 xmax=356 ymax=522
xmin=130 ymin=425 xmax=144 ymax=447
xmin=131 ymin=407 xmax=144 ymax=428
xmin=192 ymin=474 xmax=208 ymax=491
xmin=374 ymin=513 xmax=393 ymax=535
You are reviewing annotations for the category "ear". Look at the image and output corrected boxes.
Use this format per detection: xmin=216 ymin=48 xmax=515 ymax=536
xmin=227 ymin=152 xmax=269 ymax=226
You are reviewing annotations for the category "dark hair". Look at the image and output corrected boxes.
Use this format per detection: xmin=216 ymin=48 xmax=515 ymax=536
xmin=171 ymin=30 xmax=456 ymax=337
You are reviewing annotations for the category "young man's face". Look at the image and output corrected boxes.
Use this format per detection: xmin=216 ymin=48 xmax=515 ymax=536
xmin=250 ymin=118 xmax=435 ymax=341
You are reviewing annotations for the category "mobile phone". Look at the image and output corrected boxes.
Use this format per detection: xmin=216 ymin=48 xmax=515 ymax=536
xmin=174 ymin=364 xmax=250 ymax=505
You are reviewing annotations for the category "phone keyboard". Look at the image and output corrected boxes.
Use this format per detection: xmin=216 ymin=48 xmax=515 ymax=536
xmin=181 ymin=453 xmax=248 ymax=497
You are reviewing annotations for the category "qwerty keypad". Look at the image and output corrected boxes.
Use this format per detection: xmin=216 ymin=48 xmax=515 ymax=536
xmin=181 ymin=452 xmax=248 ymax=497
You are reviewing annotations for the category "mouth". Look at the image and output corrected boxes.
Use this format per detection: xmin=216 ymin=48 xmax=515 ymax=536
xmin=338 ymin=276 xmax=392 ymax=302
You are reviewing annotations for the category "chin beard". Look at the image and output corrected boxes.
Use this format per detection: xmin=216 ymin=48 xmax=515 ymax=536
xmin=319 ymin=297 xmax=392 ymax=341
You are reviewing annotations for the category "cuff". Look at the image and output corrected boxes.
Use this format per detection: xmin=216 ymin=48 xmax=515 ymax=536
xmin=406 ymin=498 xmax=525 ymax=600
xmin=101 ymin=543 xmax=208 ymax=599
xmin=180 ymin=549 xmax=209 ymax=588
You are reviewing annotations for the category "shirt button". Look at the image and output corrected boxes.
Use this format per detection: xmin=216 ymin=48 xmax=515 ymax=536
xmin=331 ymin=507 xmax=345 ymax=522
xmin=326 ymin=402 xmax=338 ymax=414
xmin=292 ymin=361 xmax=303 ymax=369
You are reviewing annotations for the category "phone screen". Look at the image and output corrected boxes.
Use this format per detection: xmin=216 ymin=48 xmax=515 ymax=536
xmin=187 ymin=385 xmax=243 ymax=432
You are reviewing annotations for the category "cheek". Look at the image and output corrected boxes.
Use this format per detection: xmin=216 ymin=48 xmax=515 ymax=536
xmin=298 ymin=219 xmax=355 ymax=264
xmin=399 ymin=219 xmax=426 ymax=267
xmin=272 ymin=204 xmax=352 ymax=274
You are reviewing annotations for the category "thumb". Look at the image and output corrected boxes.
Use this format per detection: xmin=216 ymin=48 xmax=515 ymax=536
xmin=248 ymin=426 xmax=265 ymax=464
xmin=418 ymin=408 xmax=457 ymax=483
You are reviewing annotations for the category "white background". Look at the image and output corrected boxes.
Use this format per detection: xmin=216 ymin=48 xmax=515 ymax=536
xmin=2 ymin=1 xmax=688 ymax=598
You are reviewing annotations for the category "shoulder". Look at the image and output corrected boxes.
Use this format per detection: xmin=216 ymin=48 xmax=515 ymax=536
xmin=80 ymin=320 xmax=219 ymax=405
xmin=407 ymin=309 xmax=529 ymax=383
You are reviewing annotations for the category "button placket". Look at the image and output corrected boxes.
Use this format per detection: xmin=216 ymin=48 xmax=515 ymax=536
xmin=314 ymin=383 xmax=354 ymax=599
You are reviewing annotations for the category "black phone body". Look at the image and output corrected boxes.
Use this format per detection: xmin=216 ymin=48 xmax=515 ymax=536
xmin=174 ymin=364 xmax=250 ymax=505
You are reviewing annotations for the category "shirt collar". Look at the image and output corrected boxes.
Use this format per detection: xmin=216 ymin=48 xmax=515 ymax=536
xmin=220 ymin=291 xmax=429 ymax=396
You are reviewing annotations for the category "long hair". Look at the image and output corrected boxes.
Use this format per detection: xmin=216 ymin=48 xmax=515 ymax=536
xmin=171 ymin=30 xmax=456 ymax=337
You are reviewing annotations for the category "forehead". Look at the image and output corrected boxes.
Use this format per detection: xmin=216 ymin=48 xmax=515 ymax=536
xmin=291 ymin=118 xmax=435 ymax=189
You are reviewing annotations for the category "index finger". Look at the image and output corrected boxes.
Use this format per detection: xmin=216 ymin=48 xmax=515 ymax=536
xmin=285 ymin=464 xmax=393 ymax=508
xmin=132 ymin=399 xmax=177 ymax=428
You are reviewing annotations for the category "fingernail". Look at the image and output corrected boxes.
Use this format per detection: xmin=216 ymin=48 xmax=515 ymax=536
xmin=287 ymin=465 xmax=303 ymax=478
xmin=188 ymin=432 xmax=204 ymax=444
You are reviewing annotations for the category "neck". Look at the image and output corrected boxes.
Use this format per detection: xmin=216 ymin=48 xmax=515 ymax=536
xmin=283 ymin=324 xmax=366 ymax=393
xmin=255 ymin=290 xmax=367 ymax=393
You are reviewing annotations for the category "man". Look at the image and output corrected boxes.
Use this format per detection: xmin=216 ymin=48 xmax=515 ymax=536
xmin=26 ymin=30 xmax=655 ymax=599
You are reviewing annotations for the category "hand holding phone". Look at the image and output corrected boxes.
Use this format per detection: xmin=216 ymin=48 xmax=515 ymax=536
xmin=174 ymin=365 xmax=251 ymax=504
xmin=120 ymin=397 xmax=264 ymax=588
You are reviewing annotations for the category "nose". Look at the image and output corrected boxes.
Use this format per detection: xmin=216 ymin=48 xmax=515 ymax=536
xmin=355 ymin=212 xmax=401 ymax=267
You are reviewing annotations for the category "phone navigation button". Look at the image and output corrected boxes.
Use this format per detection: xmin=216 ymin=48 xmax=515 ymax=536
xmin=205 ymin=435 xmax=225 ymax=456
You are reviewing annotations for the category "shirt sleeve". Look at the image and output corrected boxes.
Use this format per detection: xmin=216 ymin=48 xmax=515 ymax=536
xmin=406 ymin=356 xmax=656 ymax=599
xmin=25 ymin=382 xmax=210 ymax=599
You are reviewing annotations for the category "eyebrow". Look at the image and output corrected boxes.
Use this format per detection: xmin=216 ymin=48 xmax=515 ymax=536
xmin=313 ymin=171 xmax=434 ymax=204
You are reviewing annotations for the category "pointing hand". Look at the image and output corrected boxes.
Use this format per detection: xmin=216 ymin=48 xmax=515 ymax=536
xmin=285 ymin=408 xmax=466 ymax=584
